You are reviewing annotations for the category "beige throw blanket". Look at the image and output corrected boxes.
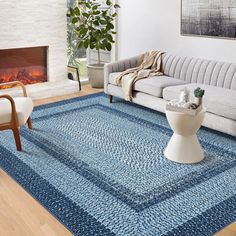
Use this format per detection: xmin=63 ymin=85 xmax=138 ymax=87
xmin=115 ymin=51 xmax=164 ymax=101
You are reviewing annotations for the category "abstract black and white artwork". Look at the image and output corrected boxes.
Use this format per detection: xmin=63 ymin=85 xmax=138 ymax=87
xmin=181 ymin=0 xmax=236 ymax=39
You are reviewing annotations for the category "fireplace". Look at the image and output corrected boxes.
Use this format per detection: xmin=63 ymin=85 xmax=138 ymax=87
xmin=0 ymin=46 xmax=47 ymax=87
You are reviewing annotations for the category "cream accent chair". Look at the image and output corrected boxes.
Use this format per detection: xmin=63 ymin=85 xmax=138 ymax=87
xmin=0 ymin=81 xmax=34 ymax=151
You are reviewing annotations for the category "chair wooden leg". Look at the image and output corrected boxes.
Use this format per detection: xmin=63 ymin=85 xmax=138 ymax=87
xmin=109 ymin=95 xmax=113 ymax=103
xmin=12 ymin=128 xmax=22 ymax=151
xmin=27 ymin=117 xmax=32 ymax=129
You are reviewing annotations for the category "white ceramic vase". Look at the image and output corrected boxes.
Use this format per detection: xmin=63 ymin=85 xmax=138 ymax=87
xmin=194 ymin=97 xmax=202 ymax=106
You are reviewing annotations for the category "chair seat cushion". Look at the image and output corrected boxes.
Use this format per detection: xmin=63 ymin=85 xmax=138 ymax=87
xmin=109 ymin=73 xmax=187 ymax=97
xmin=0 ymin=97 xmax=34 ymax=127
xmin=163 ymin=83 xmax=236 ymax=120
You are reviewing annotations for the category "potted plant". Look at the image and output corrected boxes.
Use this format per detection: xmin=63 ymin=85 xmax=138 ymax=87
xmin=194 ymin=87 xmax=205 ymax=106
xmin=67 ymin=0 xmax=120 ymax=88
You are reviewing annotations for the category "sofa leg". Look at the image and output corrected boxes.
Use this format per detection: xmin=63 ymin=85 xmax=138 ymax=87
xmin=12 ymin=128 xmax=22 ymax=151
xmin=109 ymin=95 xmax=113 ymax=103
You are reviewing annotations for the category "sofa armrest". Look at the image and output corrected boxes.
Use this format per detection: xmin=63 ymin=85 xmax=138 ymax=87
xmin=104 ymin=54 xmax=144 ymax=93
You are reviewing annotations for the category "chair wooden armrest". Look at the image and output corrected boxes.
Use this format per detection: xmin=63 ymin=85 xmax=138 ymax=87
xmin=0 ymin=81 xmax=27 ymax=97
xmin=0 ymin=94 xmax=18 ymax=129
xmin=0 ymin=92 xmax=32 ymax=151
xmin=0 ymin=94 xmax=23 ymax=151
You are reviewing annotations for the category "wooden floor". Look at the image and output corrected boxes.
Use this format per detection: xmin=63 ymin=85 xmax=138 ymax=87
xmin=0 ymin=84 xmax=235 ymax=236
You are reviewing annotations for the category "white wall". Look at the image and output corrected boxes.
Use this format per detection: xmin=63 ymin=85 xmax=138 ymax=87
xmin=116 ymin=0 xmax=236 ymax=63
xmin=0 ymin=0 xmax=68 ymax=82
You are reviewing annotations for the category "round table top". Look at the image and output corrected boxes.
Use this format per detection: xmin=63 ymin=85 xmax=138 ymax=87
xmin=165 ymin=106 xmax=206 ymax=117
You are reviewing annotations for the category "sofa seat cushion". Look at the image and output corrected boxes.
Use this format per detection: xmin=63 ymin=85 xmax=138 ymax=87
xmin=163 ymin=83 xmax=236 ymax=120
xmin=0 ymin=97 xmax=34 ymax=127
xmin=109 ymin=73 xmax=187 ymax=97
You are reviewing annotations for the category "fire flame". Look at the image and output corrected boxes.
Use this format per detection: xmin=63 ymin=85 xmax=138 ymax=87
xmin=0 ymin=66 xmax=47 ymax=89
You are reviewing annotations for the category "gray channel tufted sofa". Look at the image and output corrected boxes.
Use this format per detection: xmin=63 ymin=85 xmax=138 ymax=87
xmin=104 ymin=53 xmax=236 ymax=137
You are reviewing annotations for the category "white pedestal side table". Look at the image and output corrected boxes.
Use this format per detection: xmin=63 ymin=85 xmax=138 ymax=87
xmin=164 ymin=108 xmax=206 ymax=164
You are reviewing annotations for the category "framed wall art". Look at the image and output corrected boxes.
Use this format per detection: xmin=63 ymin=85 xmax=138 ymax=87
xmin=181 ymin=0 xmax=236 ymax=39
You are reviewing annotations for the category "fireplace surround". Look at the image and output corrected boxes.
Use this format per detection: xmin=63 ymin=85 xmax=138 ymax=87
xmin=0 ymin=0 xmax=79 ymax=99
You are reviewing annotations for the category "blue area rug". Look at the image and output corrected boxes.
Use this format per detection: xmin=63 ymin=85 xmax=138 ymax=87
xmin=0 ymin=93 xmax=236 ymax=236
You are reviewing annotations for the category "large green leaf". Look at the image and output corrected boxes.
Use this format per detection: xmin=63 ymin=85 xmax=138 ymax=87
xmin=105 ymin=43 xmax=112 ymax=51
xmin=74 ymin=7 xmax=80 ymax=15
xmin=106 ymin=0 xmax=112 ymax=6
xmin=107 ymin=34 xmax=113 ymax=42
xmin=108 ymin=22 xmax=114 ymax=30
xmin=93 ymin=10 xmax=101 ymax=15
xmin=72 ymin=17 xmax=78 ymax=24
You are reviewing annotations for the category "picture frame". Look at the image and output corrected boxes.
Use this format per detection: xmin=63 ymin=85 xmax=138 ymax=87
xmin=181 ymin=0 xmax=236 ymax=40
xmin=67 ymin=66 xmax=81 ymax=90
